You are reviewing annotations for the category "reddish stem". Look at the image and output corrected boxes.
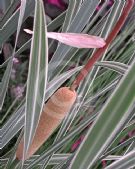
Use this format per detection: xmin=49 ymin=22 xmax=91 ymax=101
xmin=70 ymin=0 xmax=134 ymax=91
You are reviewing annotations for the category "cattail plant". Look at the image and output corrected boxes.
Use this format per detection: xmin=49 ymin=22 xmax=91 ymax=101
xmin=16 ymin=9 xmax=106 ymax=161
xmin=0 ymin=0 xmax=135 ymax=169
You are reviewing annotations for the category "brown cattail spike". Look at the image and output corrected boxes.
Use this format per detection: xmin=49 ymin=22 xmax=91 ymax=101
xmin=16 ymin=87 xmax=77 ymax=160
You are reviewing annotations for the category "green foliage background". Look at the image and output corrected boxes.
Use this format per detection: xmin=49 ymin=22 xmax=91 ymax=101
xmin=0 ymin=0 xmax=135 ymax=169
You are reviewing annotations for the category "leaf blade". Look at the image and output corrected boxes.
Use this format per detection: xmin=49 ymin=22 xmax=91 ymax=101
xmin=70 ymin=59 xmax=135 ymax=169
xmin=23 ymin=0 xmax=48 ymax=160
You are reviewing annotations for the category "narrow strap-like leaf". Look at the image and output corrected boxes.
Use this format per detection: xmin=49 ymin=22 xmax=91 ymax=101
xmin=105 ymin=150 xmax=135 ymax=169
xmin=70 ymin=59 xmax=135 ymax=168
xmin=23 ymin=0 xmax=48 ymax=161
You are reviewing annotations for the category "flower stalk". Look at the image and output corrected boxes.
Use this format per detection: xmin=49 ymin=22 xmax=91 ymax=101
xmin=70 ymin=0 xmax=134 ymax=91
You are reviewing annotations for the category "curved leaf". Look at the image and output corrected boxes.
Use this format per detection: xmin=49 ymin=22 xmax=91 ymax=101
xmin=96 ymin=61 xmax=128 ymax=75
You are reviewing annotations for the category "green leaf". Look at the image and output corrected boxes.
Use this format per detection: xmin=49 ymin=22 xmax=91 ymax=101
xmin=47 ymin=11 xmax=66 ymax=31
xmin=124 ymin=141 xmax=135 ymax=155
xmin=0 ymin=97 xmax=19 ymax=124
xmin=0 ymin=59 xmax=12 ymax=110
xmin=0 ymin=57 xmax=10 ymax=68
xmin=45 ymin=66 xmax=82 ymax=100
xmin=96 ymin=61 xmax=128 ymax=75
xmin=70 ymin=59 xmax=135 ymax=169
xmin=102 ymin=136 xmax=135 ymax=160
xmin=62 ymin=0 xmax=76 ymax=32
xmin=25 ymin=154 xmax=71 ymax=166
xmin=85 ymin=76 xmax=120 ymax=106
xmin=5 ymin=131 xmax=24 ymax=169
xmin=82 ymin=0 xmax=124 ymax=107
xmin=0 ymin=0 xmax=35 ymax=46
xmin=83 ymin=0 xmax=109 ymax=33
xmin=0 ymin=0 xmax=20 ymax=28
xmin=23 ymin=0 xmax=48 ymax=161
xmin=0 ymin=104 xmax=25 ymax=149
xmin=0 ymin=0 xmax=11 ymax=13
xmin=0 ymin=0 xmax=27 ymax=109
xmin=105 ymin=150 xmax=135 ymax=169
